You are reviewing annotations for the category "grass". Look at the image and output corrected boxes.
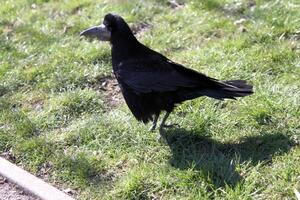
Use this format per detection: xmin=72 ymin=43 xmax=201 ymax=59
xmin=0 ymin=0 xmax=300 ymax=199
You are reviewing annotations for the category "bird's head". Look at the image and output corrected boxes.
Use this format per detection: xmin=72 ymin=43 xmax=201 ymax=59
xmin=80 ymin=13 xmax=136 ymax=44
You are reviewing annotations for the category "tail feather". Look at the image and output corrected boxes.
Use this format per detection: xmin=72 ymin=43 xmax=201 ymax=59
xmin=224 ymin=80 xmax=253 ymax=90
xmin=217 ymin=79 xmax=253 ymax=99
xmin=203 ymin=79 xmax=253 ymax=100
xmin=177 ymin=79 xmax=253 ymax=101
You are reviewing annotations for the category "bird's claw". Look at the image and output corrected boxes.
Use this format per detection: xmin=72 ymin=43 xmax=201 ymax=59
xmin=162 ymin=123 xmax=179 ymax=129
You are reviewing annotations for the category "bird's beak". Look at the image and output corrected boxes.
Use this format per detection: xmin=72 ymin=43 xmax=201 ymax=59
xmin=80 ymin=24 xmax=111 ymax=41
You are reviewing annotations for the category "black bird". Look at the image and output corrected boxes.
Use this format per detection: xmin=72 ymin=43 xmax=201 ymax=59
xmin=80 ymin=13 xmax=253 ymax=135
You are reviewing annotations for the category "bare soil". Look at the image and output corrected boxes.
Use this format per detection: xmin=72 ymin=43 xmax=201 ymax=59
xmin=0 ymin=175 xmax=39 ymax=200
xmin=90 ymin=76 xmax=124 ymax=107
xmin=131 ymin=22 xmax=152 ymax=35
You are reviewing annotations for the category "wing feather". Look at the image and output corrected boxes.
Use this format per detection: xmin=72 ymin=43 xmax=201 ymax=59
xmin=117 ymin=58 xmax=213 ymax=94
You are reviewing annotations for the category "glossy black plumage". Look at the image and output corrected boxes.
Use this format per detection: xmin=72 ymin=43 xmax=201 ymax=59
xmin=81 ymin=13 xmax=253 ymax=129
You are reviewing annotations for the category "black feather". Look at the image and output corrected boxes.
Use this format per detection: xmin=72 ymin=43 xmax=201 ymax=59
xmin=101 ymin=14 xmax=253 ymax=123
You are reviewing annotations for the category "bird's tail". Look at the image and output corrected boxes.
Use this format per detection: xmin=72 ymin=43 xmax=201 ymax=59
xmin=177 ymin=79 xmax=253 ymax=101
xmin=208 ymin=79 xmax=253 ymax=100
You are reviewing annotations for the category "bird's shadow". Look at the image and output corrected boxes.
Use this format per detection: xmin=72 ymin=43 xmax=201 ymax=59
xmin=163 ymin=128 xmax=296 ymax=188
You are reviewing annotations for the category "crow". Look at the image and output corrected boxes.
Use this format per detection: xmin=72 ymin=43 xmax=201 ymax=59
xmin=80 ymin=13 xmax=253 ymax=135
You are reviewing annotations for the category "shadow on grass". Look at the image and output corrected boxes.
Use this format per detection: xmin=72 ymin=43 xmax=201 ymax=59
xmin=164 ymin=128 xmax=296 ymax=188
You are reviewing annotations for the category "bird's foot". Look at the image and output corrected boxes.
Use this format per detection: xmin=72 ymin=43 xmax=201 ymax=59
xmin=156 ymin=123 xmax=179 ymax=142
xmin=162 ymin=123 xmax=179 ymax=129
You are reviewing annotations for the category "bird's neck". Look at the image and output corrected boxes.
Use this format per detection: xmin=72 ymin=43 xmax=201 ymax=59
xmin=111 ymin=36 xmax=144 ymax=67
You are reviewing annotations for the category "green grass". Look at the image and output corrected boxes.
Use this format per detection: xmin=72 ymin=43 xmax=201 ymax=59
xmin=1 ymin=0 xmax=300 ymax=199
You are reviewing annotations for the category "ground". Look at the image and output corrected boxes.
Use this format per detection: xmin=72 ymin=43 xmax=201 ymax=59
xmin=0 ymin=0 xmax=300 ymax=199
xmin=0 ymin=175 xmax=38 ymax=200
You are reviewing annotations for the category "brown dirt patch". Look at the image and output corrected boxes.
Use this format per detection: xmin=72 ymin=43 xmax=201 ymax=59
xmin=90 ymin=76 xmax=124 ymax=107
xmin=0 ymin=175 xmax=39 ymax=200
xmin=167 ymin=0 xmax=185 ymax=9
xmin=131 ymin=22 xmax=152 ymax=35
xmin=0 ymin=151 xmax=16 ymax=163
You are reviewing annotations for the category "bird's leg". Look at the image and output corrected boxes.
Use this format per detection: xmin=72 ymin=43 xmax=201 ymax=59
xmin=159 ymin=111 xmax=171 ymax=136
xmin=160 ymin=112 xmax=180 ymax=129
xmin=149 ymin=114 xmax=159 ymax=131
xmin=158 ymin=112 xmax=180 ymax=141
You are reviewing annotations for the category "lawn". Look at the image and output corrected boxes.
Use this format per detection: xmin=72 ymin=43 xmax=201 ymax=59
xmin=0 ymin=0 xmax=299 ymax=199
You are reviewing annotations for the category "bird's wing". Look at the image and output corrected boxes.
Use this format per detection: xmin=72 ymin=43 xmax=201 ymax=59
xmin=117 ymin=58 xmax=216 ymax=94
